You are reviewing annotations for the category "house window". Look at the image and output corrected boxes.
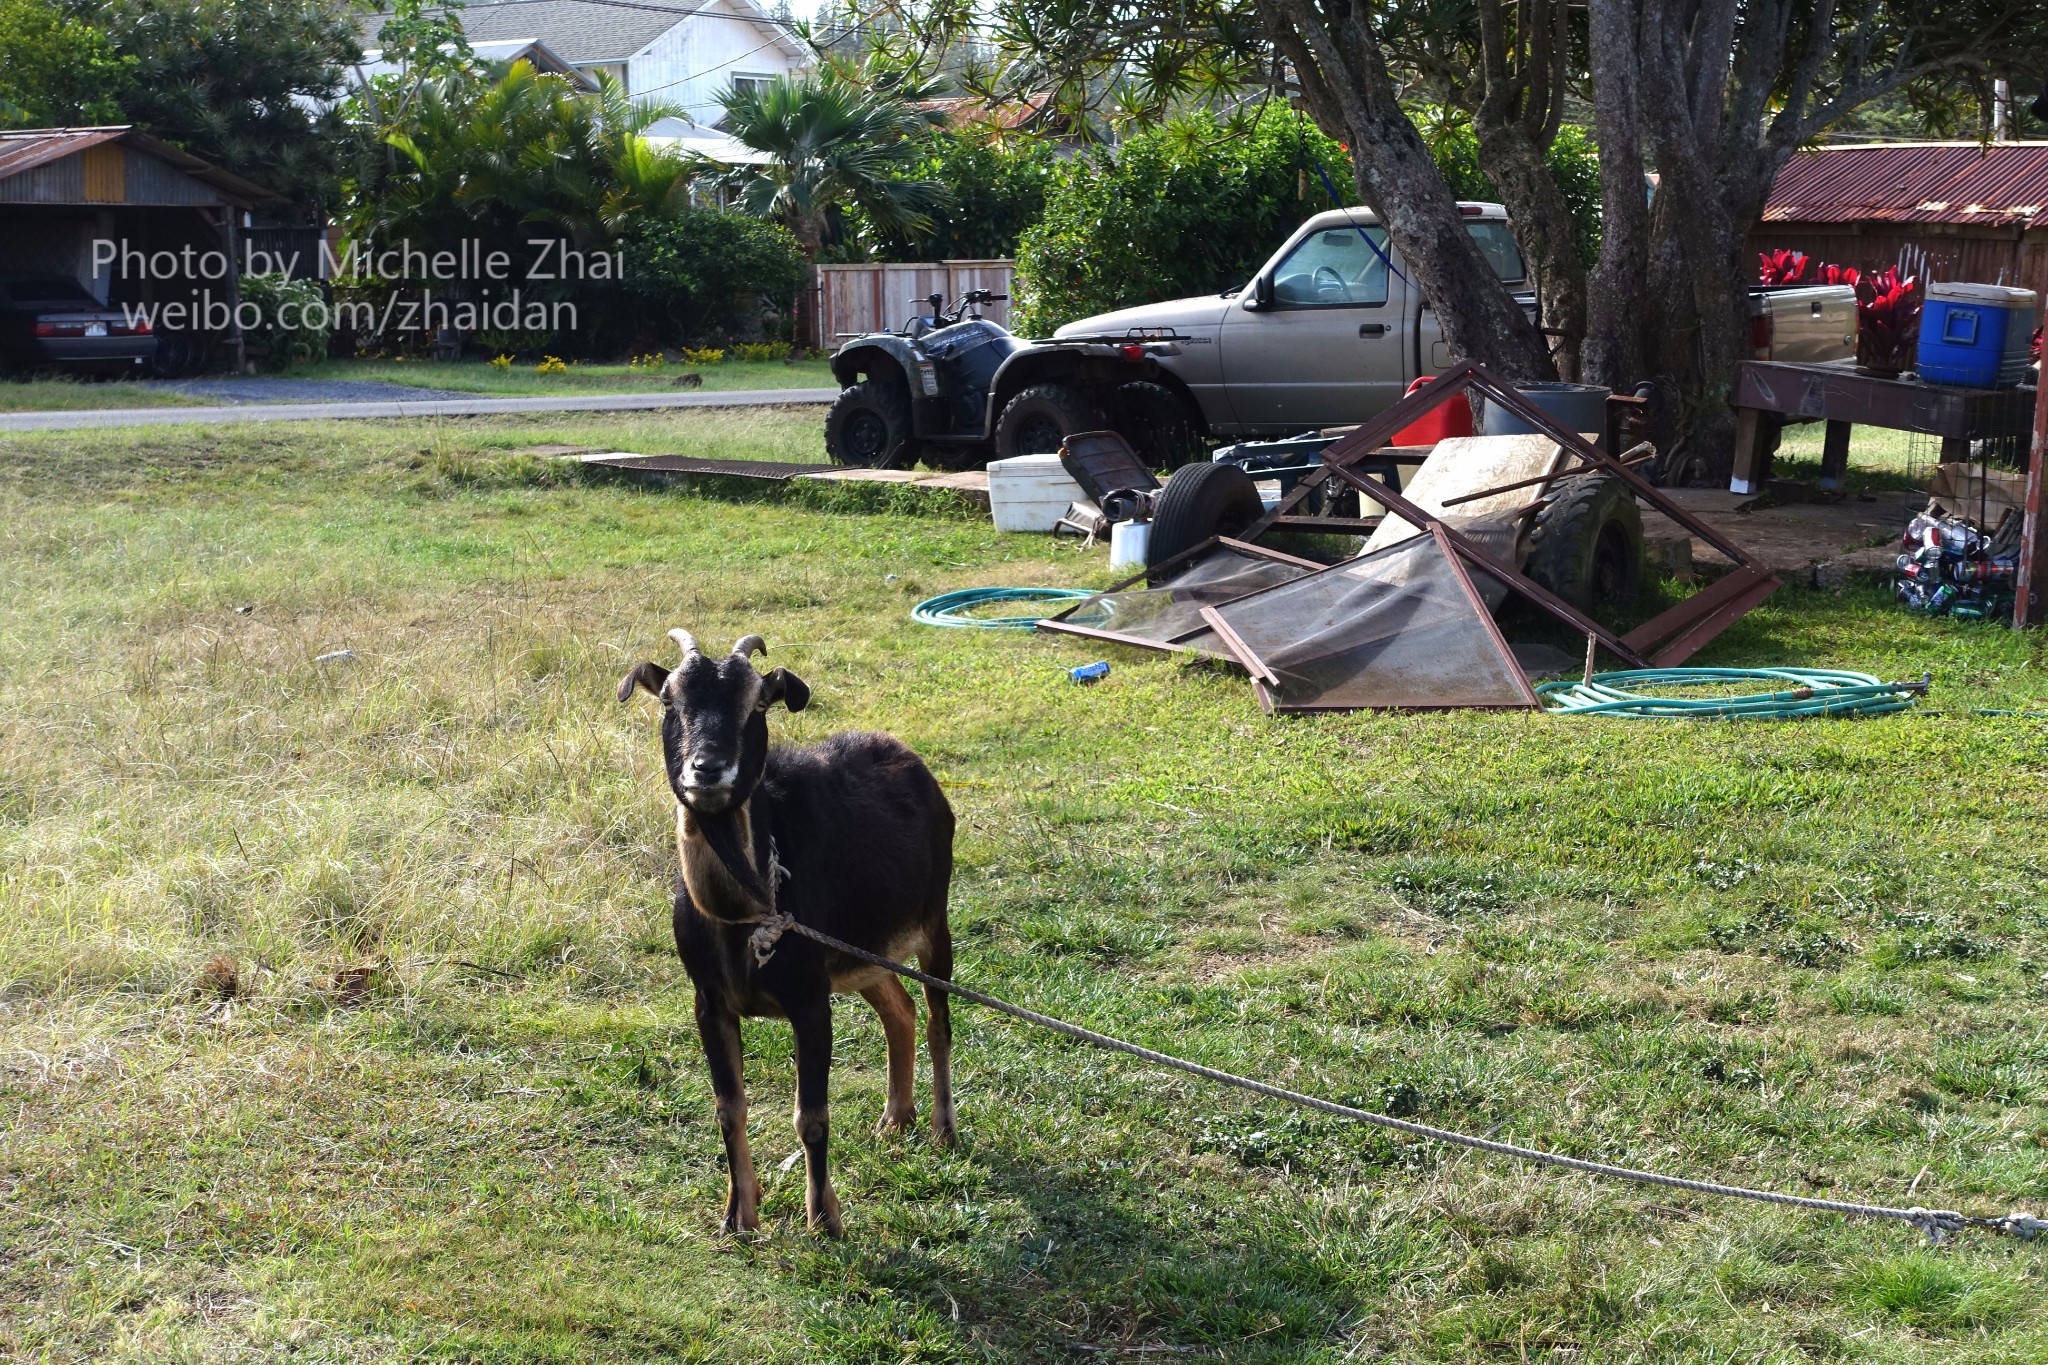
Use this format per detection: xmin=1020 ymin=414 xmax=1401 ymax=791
xmin=585 ymin=62 xmax=628 ymax=92
xmin=730 ymin=73 xmax=774 ymax=99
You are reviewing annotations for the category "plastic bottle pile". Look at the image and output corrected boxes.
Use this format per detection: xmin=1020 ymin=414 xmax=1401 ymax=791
xmin=1893 ymin=511 xmax=2018 ymax=619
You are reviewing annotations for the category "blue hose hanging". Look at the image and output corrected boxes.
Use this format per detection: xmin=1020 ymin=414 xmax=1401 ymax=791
xmin=912 ymin=586 xmax=1092 ymax=630
xmin=1537 ymin=668 xmax=1927 ymax=720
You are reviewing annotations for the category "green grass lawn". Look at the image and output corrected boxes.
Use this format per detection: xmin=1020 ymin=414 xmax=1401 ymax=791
xmin=0 ymin=376 xmax=201 ymax=412
xmin=2 ymin=409 xmax=2044 ymax=1362
xmin=296 ymin=356 xmax=837 ymax=396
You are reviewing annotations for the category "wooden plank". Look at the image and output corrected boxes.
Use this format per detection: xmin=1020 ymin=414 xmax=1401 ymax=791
xmin=1729 ymin=406 xmax=1769 ymax=495
xmin=1818 ymin=419 xmax=1851 ymax=491
xmin=1622 ymin=566 xmax=1775 ymax=654
xmin=1649 ymin=572 xmax=1782 ymax=666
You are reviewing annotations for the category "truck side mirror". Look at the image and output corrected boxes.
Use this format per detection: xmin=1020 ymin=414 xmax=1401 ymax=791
xmin=1244 ymin=276 xmax=1272 ymax=310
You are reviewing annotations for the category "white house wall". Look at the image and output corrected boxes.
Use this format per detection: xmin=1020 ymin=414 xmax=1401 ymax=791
xmin=624 ymin=0 xmax=804 ymax=123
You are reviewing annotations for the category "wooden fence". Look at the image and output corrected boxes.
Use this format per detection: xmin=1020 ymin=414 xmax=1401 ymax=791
xmin=815 ymin=260 xmax=1016 ymax=348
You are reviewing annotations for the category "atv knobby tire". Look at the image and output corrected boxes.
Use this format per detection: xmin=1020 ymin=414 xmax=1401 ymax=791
xmin=826 ymin=379 xmax=916 ymax=468
xmin=1145 ymin=461 xmax=1263 ymax=580
xmin=994 ymin=383 xmax=1097 ymax=460
xmin=1110 ymin=381 xmax=1205 ymax=471
xmin=1523 ymin=473 xmax=1644 ymax=615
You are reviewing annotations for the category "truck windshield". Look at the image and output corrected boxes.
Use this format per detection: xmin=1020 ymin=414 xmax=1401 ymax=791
xmin=1464 ymin=221 xmax=1525 ymax=284
xmin=1271 ymin=228 xmax=1390 ymax=307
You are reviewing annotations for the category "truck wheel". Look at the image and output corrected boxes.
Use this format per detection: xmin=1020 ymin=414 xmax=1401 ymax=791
xmin=1523 ymin=473 xmax=1644 ymax=615
xmin=1146 ymin=462 xmax=1263 ymax=579
xmin=1111 ymin=381 xmax=1205 ymax=470
xmin=825 ymin=379 xmax=916 ymax=468
xmin=994 ymin=383 xmax=1096 ymax=459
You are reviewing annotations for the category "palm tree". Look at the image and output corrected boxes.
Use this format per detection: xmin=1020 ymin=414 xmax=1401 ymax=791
xmin=707 ymin=72 xmax=948 ymax=349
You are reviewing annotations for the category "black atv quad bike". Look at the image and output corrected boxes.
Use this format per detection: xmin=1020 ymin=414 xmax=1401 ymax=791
xmin=824 ymin=289 xmax=1206 ymax=471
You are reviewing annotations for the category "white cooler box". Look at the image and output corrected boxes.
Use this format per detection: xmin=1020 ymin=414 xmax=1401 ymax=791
xmin=987 ymin=453 xmax=1087 ymax=532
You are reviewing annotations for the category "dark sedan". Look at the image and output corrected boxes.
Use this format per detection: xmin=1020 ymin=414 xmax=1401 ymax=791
xmin=0 ymin=274 xmax=157 ymax=373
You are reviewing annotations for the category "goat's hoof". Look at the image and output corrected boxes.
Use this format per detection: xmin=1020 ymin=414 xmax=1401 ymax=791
xmin=876 ymin=1108 xmax=916 ymax=1136
xmin=808 ymin=1192 xmax=843 ymax=1238
xmin=932 ymin=1119 xmax=958 ymax=1150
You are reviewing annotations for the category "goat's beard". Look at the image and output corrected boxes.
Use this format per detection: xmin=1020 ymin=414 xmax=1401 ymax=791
xmin=689 ymin=803 xmax=777 ymax=913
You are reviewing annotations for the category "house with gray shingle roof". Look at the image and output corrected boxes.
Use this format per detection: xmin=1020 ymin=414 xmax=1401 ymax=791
xmin=360 ymin=0 xmax=808 ymax=124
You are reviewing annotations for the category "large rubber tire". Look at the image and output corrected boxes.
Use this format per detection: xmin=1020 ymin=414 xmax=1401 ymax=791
xmin=993 ymin=383 xmax=1097 ymax=459
xmin=1110 ymin=380 xmax=1205 ymax=471
xmin=1523 ymin=473 xmax=1645 ymax=616
xmin=147 ymin=331 xmax=203 ymax=378
xmin=1146 ymin=461 xmax=1264 ymax=578
xmin=824 ymin=378 xmax=916 ymax=467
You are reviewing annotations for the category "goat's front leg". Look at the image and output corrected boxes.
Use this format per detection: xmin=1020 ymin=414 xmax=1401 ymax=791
xmin=788 ymin=998 xmax=842 ymax=1236
xmin=694 ymin=992 xmax=758 ymax=1233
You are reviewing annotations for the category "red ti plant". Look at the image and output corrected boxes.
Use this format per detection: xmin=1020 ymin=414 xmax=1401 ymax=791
xmin=1758 ymin=249 xmax=1811 ymax=285
xmin=1819 ymin=262 xmax=1861 ymax=287
xmin=1852 ymin=267 xmax=1920 ymax=373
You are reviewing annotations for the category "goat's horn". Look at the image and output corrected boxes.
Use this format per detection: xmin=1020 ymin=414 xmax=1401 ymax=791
xmin=732 ymin=634 xmax=767 ymax=660
xmin=668 ymin=628 xmax=700 ymax=657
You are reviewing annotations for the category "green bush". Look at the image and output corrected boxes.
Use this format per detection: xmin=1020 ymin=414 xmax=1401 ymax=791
xmin=621 ymin=212 xmax=809 ymax=347
xmin=1013 ymin=114 xmax=1349 ymax=334
xmin=237 ymin=272 xmax=331 ymax=369
xmin=856 ymin=129 xmax=1059 ymax=263
xmin=1013 ymin=108 xmax=1606 ymax=334
xmin=1425 ymin=115 xmax=1602 ymax=267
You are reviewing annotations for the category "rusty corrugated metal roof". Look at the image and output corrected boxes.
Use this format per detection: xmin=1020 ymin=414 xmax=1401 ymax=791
xmin=1764 ymin=142 xmax=2048 ymax=228
xmin=0 ymin=125 xmax=281 ymax=206
xmin=0 ymin=126 xmax=126 ymax=181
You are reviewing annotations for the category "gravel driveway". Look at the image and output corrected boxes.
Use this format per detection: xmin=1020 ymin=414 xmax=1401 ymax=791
xmin=141 ymin=377 xmax=476 ymax=404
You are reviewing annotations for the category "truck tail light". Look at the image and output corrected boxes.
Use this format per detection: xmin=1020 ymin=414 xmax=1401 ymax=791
xmin=1750 ymin=312 xmax=1772 ymax=358
xmin=1458 ymin=205 xmax=1484 ymax=216
xmin=1120 ymin=343 xmax=1145 ymax=360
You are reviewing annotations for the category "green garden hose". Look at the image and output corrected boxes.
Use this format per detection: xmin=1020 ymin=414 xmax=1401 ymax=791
xmin=912 ymin=586 xmax=1092 ymax=630
xmin=1538 ymin=668 xmax=1926 ymax=720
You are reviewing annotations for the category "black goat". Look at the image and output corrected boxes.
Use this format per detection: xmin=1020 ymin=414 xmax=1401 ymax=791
xmin=618 ymin=629 xmax=956 ymax=1236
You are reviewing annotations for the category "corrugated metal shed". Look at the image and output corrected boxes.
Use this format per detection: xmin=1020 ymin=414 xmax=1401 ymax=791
xmin=1763 ymin=142 xmax=2048 ymax=228
xmin=0 ymin=127 xmax=279 ymax=208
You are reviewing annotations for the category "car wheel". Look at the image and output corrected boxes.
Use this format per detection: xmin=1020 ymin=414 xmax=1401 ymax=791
xmin=147 ymin=332 xmax=200 ymax=379
xmin=993 ymin=383 xmax=1096 ymax=459
xmin=1110 ymin=381 xmax=1205 ymax=471
xmin=1523 ymin=473 xmax=1644 ymax=615
xmin=825 ymin=379 xmax=917 ymax=468
xmin=1145 ymin=461 xmax=1264 ymax=580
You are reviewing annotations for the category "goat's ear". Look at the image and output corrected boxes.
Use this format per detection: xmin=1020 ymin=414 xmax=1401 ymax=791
xmin=616 ymin=661 xmax=668 ymax=703
xmin=761 ymin=667 xmax=810 ymax=713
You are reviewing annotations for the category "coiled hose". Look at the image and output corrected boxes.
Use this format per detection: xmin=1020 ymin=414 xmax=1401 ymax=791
xmin=912 ymin=586 xmax=1093 ymax=630
xmin=1538 ymin=667 xmax=1926 ymax=720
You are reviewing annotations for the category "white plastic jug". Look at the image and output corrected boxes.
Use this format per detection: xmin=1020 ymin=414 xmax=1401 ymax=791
xmin=1109 ymin=519 xmax=1149 ymax=571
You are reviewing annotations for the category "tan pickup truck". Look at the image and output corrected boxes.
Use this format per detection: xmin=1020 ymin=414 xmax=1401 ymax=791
xmin=1057 ymin=205 xmax=1857 ymax=438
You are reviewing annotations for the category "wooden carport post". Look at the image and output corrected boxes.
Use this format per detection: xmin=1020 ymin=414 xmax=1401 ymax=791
xmin=2018 ymin=371 xmax=2048 ymax=629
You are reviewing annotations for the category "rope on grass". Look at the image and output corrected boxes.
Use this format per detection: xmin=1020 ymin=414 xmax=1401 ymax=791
xmin=1538 ymin=668 xmax=1926 ymax=720
xmin=739 ymin=915 xmax=2042 ymax=1244
xmin=912 ymin=586 xmax=1091 ymax=630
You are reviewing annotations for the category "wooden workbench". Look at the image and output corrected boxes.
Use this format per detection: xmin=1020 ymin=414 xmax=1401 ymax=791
xmin=1728 ymin=361 xmax=2034 ymax=495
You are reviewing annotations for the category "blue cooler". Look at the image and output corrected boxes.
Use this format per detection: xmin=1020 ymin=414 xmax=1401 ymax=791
xmin=1916 ymin=283 xmax=2037 ymax=388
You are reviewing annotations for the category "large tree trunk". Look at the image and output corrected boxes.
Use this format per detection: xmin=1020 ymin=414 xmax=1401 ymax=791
xmin=1267 ymin=0 xmax=1558 ymax=383
xmin=1469 ymin=118 xmax=1585 ymax=377
xmin=1579 ymin=0 xmax=1651 ymax=396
